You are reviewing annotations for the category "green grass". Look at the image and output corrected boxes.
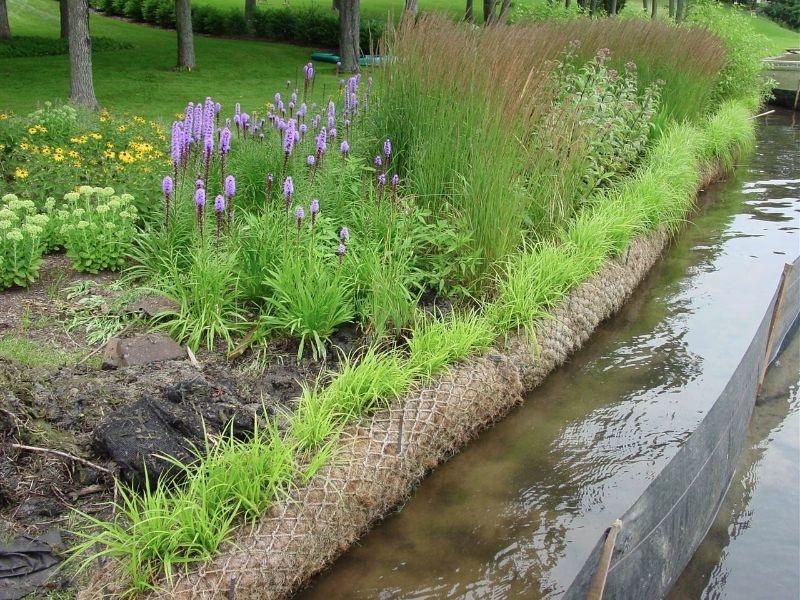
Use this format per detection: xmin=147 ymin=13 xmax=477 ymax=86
xmin=0 ymin=333 xmax=87 ymax=365
xmin=1 ymin=0 xmax=341 ymax=120
xmin=735 ymin=10 xmax=798 ymax=55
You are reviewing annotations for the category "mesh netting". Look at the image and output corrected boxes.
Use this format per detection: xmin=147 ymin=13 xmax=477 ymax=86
xmin=80 ymin=168 xmax=722 ymax=599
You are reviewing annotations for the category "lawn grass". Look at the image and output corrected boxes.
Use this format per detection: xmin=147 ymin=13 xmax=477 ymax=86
xmin=1 ymin=0 xmax=340 ymax=121
xmin=749 ymin=12 xmax=799 ymax=55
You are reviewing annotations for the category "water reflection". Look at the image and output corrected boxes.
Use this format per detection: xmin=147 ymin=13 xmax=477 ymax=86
xmin=295 ymin=111 xmax=800 ymax=600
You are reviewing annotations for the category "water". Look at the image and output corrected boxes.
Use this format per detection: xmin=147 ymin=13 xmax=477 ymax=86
xmin=295 ymin=109 xmax=800 ymax=600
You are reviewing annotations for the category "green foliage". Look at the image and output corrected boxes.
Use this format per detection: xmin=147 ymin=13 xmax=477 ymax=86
xmin=151 ymin=242 xmax=247 ymax=351
xmin=406 ymin=310 xmax=496 ymax=380
xmin=761 ymin=0 xmax=800 ymax=31
xmin=699 ymin=100 xmax=756 ymax=170
xmin=70 ymin=419 xmax=295 ymax=594
xmin=0 ymin=35 xmax=133 ymax=58
xmin=58 ymin=186 xmax=138 ymax=273
xmin=0 ymin=194 xmax=48 ymax=289
xmin=687 ymin=0 xmax=774 ymax=107
xmin=262 ymin=250 xmax=356 ymax=361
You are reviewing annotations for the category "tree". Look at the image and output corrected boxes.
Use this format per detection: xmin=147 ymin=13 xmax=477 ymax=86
xmin=405 ymin=0 xmax=418 ymax=16
xmin=60 ymin=0 xmax=69 ymax=39
xmin=676 ymin=0 xmax=686 ymax=23
xmin=642 ymin=0 xmax=649 ymax=11
xmin=244 ymin=0 xmax=256 ymax=25
xmin=465 ymin=0 xmax=474 ymax=23
xmin=651 ymin=0 xmax=657 ymax=19
xmin=175 ymin=0 xmax=195 ymax=70
xmin=0 ymin=0 xmax=10 ymax=40
xmin=339 ymin=0 xmax=359 ymax=73
xmin=67 ymin=0 xmax=99 ymax=110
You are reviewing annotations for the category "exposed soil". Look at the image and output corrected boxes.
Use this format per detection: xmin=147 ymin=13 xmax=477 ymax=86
xmin=0 ymin=254 xmax=373 ymax=597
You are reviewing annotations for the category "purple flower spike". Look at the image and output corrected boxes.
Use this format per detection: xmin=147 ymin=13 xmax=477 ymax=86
xmin=220 ymin=127 xmax=231 ymax=156
xmin=215 ymin=102 xmax=221 ymax=114
xmin=374 ymin=155 xmax=382 ymax=169
xmin=391 ymin=174 xmax=400 ymax=190
xmin=340 ymin=140 xmax=350 ymax=159
xmin=283 ymin=176 xmax=294 ymax=201
xmin=284 ymin=119 xmax=296 ymax=156
xmin=310 ymin=199 xmax=319 ymax=228
xmin=384 ymin=139 xmax=392 ymax=160
xmin=171 ymin=122 xmax=183 ymax=167
xmin=377 ymin=173 xmax=386 ymax=188
xmin=225 ymin=175 xmax=235 ymax=199
xmin=340 ymin=226 xmax=349 ymax=242
xmin=316 ymin=127 xmax=327 ymax=155
xmin=329 ymin=128 xmax=337 ymax=140
xmin=195 ymin=187 xmax=206 ymax=207
xmin=337 ymin=243 xmax=346 ymax=261
xmin=215 ymin=194 xmax=225 ymax=213
xmin=235 ymin=102 xmax=241 ymax=116
xmin=307 ymin=155 xmax=316 ymax=167
xmin=295 ymin=205 xmax=305 ymax=230
xmin=196 ymin=179 xmax=204 ymax=189
xmin=162 ymin=176 xmax=173 ymax=198
xmin=299 ymin=123 xmax=308 ymax=137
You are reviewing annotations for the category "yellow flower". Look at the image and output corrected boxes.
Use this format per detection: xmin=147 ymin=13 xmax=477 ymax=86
xmin=132 ymin=115 xmax=145 ymax=123
xmin=118 ymin=150 xmax=134 ymax=164
xmin=73 ymin=161 xmax=82 ymax=168
xmin=31 ymin=146 xmax=39 ymax=154
xmin=0 ymin=144 xmax=4 ymax=151
xmin=104 ymin=150 xmax=116 ymax=160
xmin=14 ymin=167 xmax=28 ymax=180
xmin=117 ymin=125 xmax=127 ymax=133
xmin=89 ymin=132 xmax=102 ymax=140
xmin=68 ymin=150 xmax=79 ymax=159
xmin=35 ymin=124 xmax=46 ymax=133
xmin=175 ymin=113 xmax=185 ymax=120
xmin=99 ymin=115 xmax=108 ymax=123
xmin=27 ymin=127 xmax=37 ymax=135
xmin=53 ymin=154 xmax=65 ymax=162
xmin=54 ymin=147 xmax=64 ymax=155
xmin=41 ymin=146 xmax=51 ymax=155
xmin=0 ymin=113 xmax=8 ymax=120
xmin=19 ymin=142 xmax=29 ymax=151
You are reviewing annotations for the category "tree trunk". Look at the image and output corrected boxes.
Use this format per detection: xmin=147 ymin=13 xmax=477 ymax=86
xmin=651 ymin=0 xmax=657 ymax=19
xmin=497 ymin=0 xmax=511 ymax=23
xmin=642 ymin=0 xmax=648 ymax=12
xmin=339 ymin=0 xmax=359 ymax=74
xmin=244 ymin=0 xmax=256 ymax=24
xmin=676 ymin=0 xmax=685 ymax=23
xmin=67 ymin=0 xmax=99 ymax=110
xmin=483 ymin=0 xmax=495 ymax=24
xmin=590 ymin=0 xmax=598 ymax=17
xmin=404 ymin=0 xmax=418 ymax=16
xmin=610 ymin=0 xmax=618 ymax=16
xmin=668 ymin=0 xmax=675 ymax=19
xmin=464 ymin=0 xmax=473 ymax=22
xmin=0 ymin=0 xmax=10 ymax=40
xmin=565 ymin=0 xmax=571 ymax=8
xmin=60 ymin=0 xmax=69 ymax=39
xmin=175 ymin=0 xmax=194 ymax=70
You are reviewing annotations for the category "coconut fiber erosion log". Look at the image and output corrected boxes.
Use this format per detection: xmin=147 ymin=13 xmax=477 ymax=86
xmin=79 ymin=167 xmax=723 ymax=600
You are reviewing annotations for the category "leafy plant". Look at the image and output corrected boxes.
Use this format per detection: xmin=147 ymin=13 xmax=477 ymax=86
xmin=0 ymin=194 xmax=48 ymax=289
xmin=59 ymin=186 xmax=138 ymax=273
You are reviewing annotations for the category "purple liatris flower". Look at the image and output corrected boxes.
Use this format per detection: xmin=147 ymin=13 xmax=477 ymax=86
xmin=162 ymin=175 xmax=173 ymax=198
xmin=195 ymin=187 xmax=206 ymax=207
xmin=193 ymin=103 xmax=203 ymax=141
xmin=337 ymin=243 xmax=346 ymax=262
xmin=391 ymin=173 xmax=400 ymax=191
xmin=295 ymin=205 xmax=304 ymax=230
xmin=299 ymin=123 xmax=308 ymax=138
xmin=340 ymin=140 xmax=350 ymax=159
xmin=266 ymin=172 xmax=274 ymax=198
xmin=283 ymin=119 xmax=296 ymax=155
xmin=196 ymin=179 xmax=204 ymax=189
xmin=384 ymin=139 xmax=392 ymax=160
xmin=329 ymin=128 xmax=336 ymax=140
xmin=374 ymin=155 xmax=382 ymax=169
xmin=310 ymin=198 xmax=319 ymax=226
xmin=327 ymin=115 xmax=335 ymax=131
xmin=235 ymin=102 xmax=241 ymax=116
xmin=224 ymin=175 xmax=235 ymax=199
xmin=283 ymin=176 xmax=294 ymax=212
xmin=307 ymin=155 xmax=316 ymax=167
xmin=214 ymin=194 xmax=225 ymax=213
xmin=377 ymin=173 xmax=386 ymax=188
xmin=219 ymin=127 xmax=231 ymax=156
xmin=316 ymin=127 xmax=327 ymax=155
xmin=171 ymin=121 xmax=183 ymax=167
xmin=340 ymin=226 xmax=349 ymax=242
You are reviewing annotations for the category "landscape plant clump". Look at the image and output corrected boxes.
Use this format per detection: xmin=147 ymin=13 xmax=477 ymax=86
xmin=0 ymin=194 xmax=49 ymax=289
xmin=58 ymin=186 xmax=138 ymax=273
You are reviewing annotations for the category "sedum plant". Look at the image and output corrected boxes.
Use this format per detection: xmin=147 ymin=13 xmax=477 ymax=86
xmin=59 ymin=185 xmax=138 ymax=273
xmin=0 ymin=194 xmax=48 ymax=289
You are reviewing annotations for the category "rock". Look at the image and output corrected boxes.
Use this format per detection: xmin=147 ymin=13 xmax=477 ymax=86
xmin=124 ymin=293 xmax=180 ymax=318
xmin=102 ymin=333 xmax=186 ymax=369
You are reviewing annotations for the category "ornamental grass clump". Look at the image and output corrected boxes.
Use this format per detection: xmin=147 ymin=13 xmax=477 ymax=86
xmin=0 ymin=194 xmax=48 ymax=289
xmin=59 ymin=186 xmax=137 ymax=273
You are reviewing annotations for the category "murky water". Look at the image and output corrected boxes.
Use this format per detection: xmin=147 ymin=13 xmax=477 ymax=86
xmin=295 ymin=110 xmax=800 ymax=600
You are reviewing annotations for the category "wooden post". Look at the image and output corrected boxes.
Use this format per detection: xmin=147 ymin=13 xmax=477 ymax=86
xmin=586 ymin=519 xmax=623 ymax=600
xmin=757 ymin=262 xmax=792 ymax=397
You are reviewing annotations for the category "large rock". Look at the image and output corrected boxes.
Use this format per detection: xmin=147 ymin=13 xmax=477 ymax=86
xmin=101 ymin=333 xmax=186 ymax=369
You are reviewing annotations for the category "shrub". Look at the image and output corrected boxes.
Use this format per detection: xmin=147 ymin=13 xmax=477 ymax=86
xmin=58 ymin=186 xmax=138 ymax=273
xmin=0 ymin=194 xmax=48 ymax=289
xmin=761 ymin=0 xmax=800 ymax=30
xmin=0 ymin=35 xmax=133 ymax=58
